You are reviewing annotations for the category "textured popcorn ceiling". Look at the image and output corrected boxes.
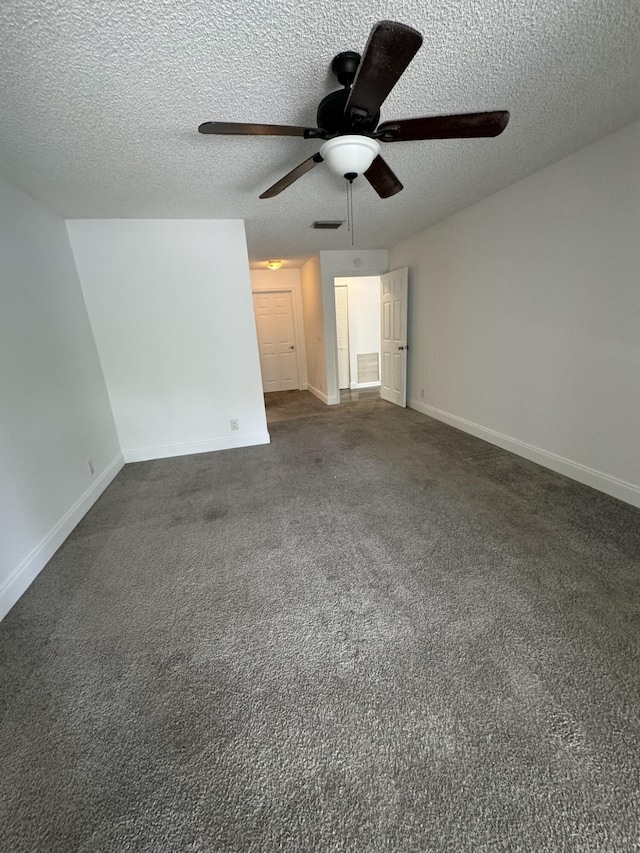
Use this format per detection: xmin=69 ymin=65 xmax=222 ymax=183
xmin=1 ymin=0 xmax=639 ymax=266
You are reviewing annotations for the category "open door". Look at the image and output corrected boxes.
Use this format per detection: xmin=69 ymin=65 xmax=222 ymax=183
xmin=380 ymin=267 xmax=408 ymax=407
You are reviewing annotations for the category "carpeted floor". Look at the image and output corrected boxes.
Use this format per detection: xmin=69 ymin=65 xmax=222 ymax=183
xmin=1 ymin=391 xmax=640 ymax=852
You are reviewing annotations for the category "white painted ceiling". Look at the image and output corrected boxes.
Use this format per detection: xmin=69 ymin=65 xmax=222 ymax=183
xmin=1 ymin=0 xmax=639 ymax=267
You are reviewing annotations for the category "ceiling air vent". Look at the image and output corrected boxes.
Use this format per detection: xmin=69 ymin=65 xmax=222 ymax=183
xmin=312 ymin=220 xmax=344 ymax=230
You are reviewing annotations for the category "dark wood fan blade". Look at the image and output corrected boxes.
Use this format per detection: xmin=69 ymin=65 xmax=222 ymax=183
xmin=259 ymin=153 xmax=324 ymax=199
xmin=198 ymin=121 xmax=311 ymax=137
xmin=345 ymin=21 xmax=423 ymax=126
xmin=364 ymin=155 xmax=403 ymax=198
xmin=378 ymin=111 xmax=510 ymax=141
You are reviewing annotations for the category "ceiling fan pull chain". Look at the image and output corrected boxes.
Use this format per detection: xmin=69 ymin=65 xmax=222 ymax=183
xmin=346 ymin=178 xmax=355 ymax=247
xmin=350 ymin=180 xmax=355 ymax=247
xmin=346 ymin=181 xmax=351 ymax=234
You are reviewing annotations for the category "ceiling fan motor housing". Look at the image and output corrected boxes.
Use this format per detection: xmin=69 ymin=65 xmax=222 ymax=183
xmin=316 ymin=51 xmax=380 ymax=135
xmin=316 ymin=88 xmax=380 ymax=135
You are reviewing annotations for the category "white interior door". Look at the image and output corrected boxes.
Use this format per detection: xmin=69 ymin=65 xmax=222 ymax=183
xmin=380 ymin=267 xmax=408 ymax=407
xmin=335 ymin=285 xmax=350 ymax=390
xmin=253 ymin=291 xmax=299 ymax=392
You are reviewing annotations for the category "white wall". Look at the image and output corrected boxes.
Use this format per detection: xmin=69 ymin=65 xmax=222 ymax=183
xmin=0 ymin=181 xmax=122 ymax=620
xmin=250 ymin=268 xmax=308 ymax=389
xmin=335 ymin=275 xmax=381 ymax=389
xmin=300 ymin=254 xmax=326 ymax=402
xmin=67 ymin=219 xmax=269 ymax=462
xmin=251 ymin=269 xmax=301 ymax=292
xmin=390 ymin=119 xmax=640 ymax=507
xmin=319 ymin=250 xmax=388 ymax=404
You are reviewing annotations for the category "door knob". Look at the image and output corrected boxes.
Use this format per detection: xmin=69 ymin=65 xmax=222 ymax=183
xmin=398 ymin=345 xmax=405 ymax=351
xmin=289 ymin=345 xmax=295 ymax=350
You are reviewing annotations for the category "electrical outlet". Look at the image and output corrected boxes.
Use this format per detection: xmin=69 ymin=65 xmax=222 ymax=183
xmin=87 ymin=459 xmax=95 ymax=475
xmin=230 ymin=419 xmax=239 ymax=431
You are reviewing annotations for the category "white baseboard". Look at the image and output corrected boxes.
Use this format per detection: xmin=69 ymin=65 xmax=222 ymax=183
xmin=307 ymin=385 xmax=330 ymax=405
xmin=0 ymin=453 xmax=125 ymax=622
xmin=123 ymin=431 xmax=271 ymax=463
xmin=408 ymin=399 xmax=640 ymax=509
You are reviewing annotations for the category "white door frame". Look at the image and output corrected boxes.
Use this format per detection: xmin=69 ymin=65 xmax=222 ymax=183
xmin=321 ymin=252 xmax=389 ymax=405
xmin=253 ymin=291 xmax=301 ymax=392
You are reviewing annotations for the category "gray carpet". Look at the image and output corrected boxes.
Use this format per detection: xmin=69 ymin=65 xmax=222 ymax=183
xmin=1 ymin=391 xmax=640 ymax=852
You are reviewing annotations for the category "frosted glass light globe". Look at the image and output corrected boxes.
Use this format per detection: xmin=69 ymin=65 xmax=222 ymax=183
xmin=319 ymin=135 xmax=380 ymax=179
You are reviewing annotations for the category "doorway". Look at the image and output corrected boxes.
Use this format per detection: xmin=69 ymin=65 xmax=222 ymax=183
xmin=334 ymin=275 xmax=382 ymax=394
xmin=332 ymin=267 xmax=408 ymax=407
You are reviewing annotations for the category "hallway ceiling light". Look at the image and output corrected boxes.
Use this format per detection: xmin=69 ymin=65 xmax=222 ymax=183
xmin=266 ymin=260 xmax=282 ymax=270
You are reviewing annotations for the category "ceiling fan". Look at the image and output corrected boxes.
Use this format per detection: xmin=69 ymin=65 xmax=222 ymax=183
xmin=198 ymin=20 xmax=509 ymax=200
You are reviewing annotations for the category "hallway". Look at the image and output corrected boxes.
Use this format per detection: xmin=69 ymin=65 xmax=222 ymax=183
xmin=264 ymin=389 xmax=381 ymax=424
